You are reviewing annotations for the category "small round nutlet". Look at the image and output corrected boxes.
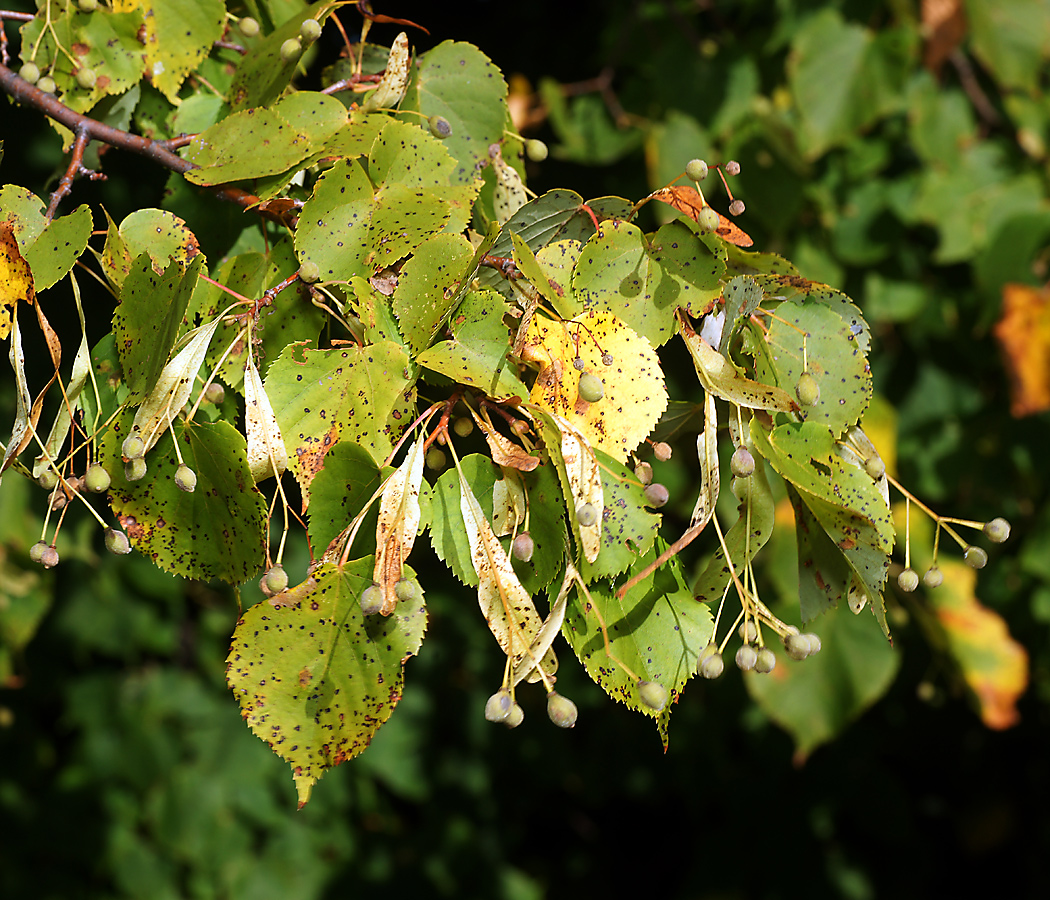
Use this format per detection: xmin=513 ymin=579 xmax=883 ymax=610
xmin=698 ymin=207 xmax=720 ymax=234
xmin=572 ymin=356 xmax=586 ymax=371
xmin=652 ymin=441 xmax=672 ymax=462
xmin=452 ymin=416 xmax=474 ymax=438
xmin=425 ymin=447 xmax=447 ymax=470
xmin=795 ymin=371 xmax=820 ymax=407
xmin=104 ymin=528 xmax=132 ymax=555
xmin=484 ymin=689 xmax=513 ymax=723
xmin=754 ymin=647 xmax=777 ymax=674
xmin=37 ymin=469 xmax=59 ymax=491
xmin=511 ymin=532 xmax=535 ymax=562
xmin=897 ymin=568 xmax=920 ymax=592
xmin=964 ymin=546 xmax=988 ymax=569
xmin=264 ymin=564 xmax=289 ymax=594
xmin=699 ymin=652 xmax=724 ymax=679
xmin=84 ymin=464 xmax=111 ymax=493
xmin=204 ymin=382 xmax=225 ymax=404
xmin=37 ymin=76 xmax=57 ymax=95
xmin=803 ymin=633 xmax=822 ymax=656
xmin=19 ymin=62 xmax=41 ymax=84
xmin=505 ymin=702 xmax=525 ymax=728
xmin=730 ymin=446 xmax=755 ymax=478
xmin=784 ymin=633 xmax=810 ymax=660
xmin=280 ymin=38 xmax=302 ymax=61
xmin=299 ymin=260 xmax=321 ymax=283
xmin=428 ymin=115 xmax=452 ymax=138
xmin=578 ymin=372 xmax=604 ymax=403
xmin=983 ymin=517 xmax=1011 ymax=544
xmin=360 ymin=583 xmax=383 ymax=615
xmin=238 ymin=16 xmax=260 ymax=37
xmin=637 ymin=680 xmax=668 ymax=712
xmin=864 ymin=456 xmax=886 ymax=479
xmin=76 ymin=67 xmax=97 ymax=89
xmin=525 ymin=139 xmax=548 ymax=162
xmin=29 ymin=540 xmax=49 ymax=564
xmin=41 ymin=545 xmax=60 ymax=569
xmin=728 ymin=199 xmax=746 ymax=217
xmin=174 ymin=464 xmax=197 ymax=493
xmin=122 ymin=434 xmax=145 ymax=459
xmin=394 ymin=578 xmax=417 ymax=603
xmin=725 ymin=160 xmax=741 ymax=176
xmin=546 ymin=691 xmax=578 ymax=728
xmin=576 ymin=502 xmax=599 ymax=528
xmin=735 ymin=644 xmax=758 ymax=671
xmin=922 ymin=566 xmax=944 ymax=588
xmin=77 ymin=0 xmax=99 ymax=10
xmin=125 ymin=457 xmax=147 ymax=482
xmin=685 ymin=158 xmax=709 ymax=181
xmin=601 ymin=352 xmax=614 ymax=366
xmin=299 ymin=18 xmax=322 ymax=43
xmin=737 ymin=620 xmax=758 ymax=643
xmin=635 ymin=461 xmax=653 ymax=486
xmin=643 ymin=483 xmax=669 ymax=508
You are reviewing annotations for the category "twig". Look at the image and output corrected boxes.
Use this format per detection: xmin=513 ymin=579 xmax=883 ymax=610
xmin=0 ymin=61 xmax=289 ymax=224
xmin=45 ymin=123 xmax=102 ymax=219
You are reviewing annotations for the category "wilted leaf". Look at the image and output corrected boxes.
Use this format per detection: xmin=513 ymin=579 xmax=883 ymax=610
xmin=690 ymin=391 xmax=720 ymax=528
xmin=477 ymin=418 xmax=540 ymax=471
xmin=651 ymin=185 xmax=753 ymax=247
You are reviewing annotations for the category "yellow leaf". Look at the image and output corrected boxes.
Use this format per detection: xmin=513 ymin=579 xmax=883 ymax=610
xmin=374 ymin=438 xmax=426 ymax=615
xmin=523 ymin=310 xmax=667 ymax=462
xmin=0 ymin=221 xmax=34 ymax=341
xmin=993 ymin=282 xmax=1050 ymax=417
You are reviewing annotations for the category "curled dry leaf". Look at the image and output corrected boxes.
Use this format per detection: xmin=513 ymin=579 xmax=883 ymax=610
xmin=553 ymin=413 xmax=603 ymax=563
xmin=650 ymin=185 xmax=753 ymax=247
xmin=476 ymin=416 xmax=540 ymax=471
xmin=129 ymin=318 xmax=221 ymax=453
xmin=244 ymin=357 xmax=289 ymax=482
xmin=457 ymin=460 xmax=556 ymax=675
xmin=362 ymin=32 xmax=411 ymax=112
xmin=690 ymin=391 xmax=720 ymax=528
xmin=374 ymin=437 xmax=426 ymax=615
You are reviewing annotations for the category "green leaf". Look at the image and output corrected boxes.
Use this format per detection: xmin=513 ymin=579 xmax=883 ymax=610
xmin=265 ymin=340 xmax=415 ymax=489
xmin=118 ymin=209 xmax=203 ymax=272
xmin=307 ymin=443 xmax=384 ymax=556
xmin=788 ymin=485 xmax=852 ymax=622
xmin=226 ymin=558 xmax=426 ymax=808
xmin=428 ymin=453 xmax=500 ymax=585
xmin=563 ymin=541 xmax=713 ymax=738
xmin=184 ymin=108 xmax=311 ymax=186
xmin=416 ymin=289 xmax=527 ymax=398
xmin=114 ymin=255 xmax=204 ymax=399
xmin=100 ymin=416 xmax=268 ymax=583
xmin=694 ymin=461 xmax=776 ymax=603
xmin=295 ymin=158 xmax=374 ymax=283
xmin=512 ymin=458 xmax=569 ymax=596
xmin=966 ymin=0 xmax=1050 ymax=92
xmin=367 ymin=182 xmax=452 ymax=268
xmin=369 ymin=119 xmax=459 ymax=187
xmin=401 ymin=41 xmax=509 ymax=184
xmin=0 ymin=185 xmax=46 ymax=251
xmin=141 ymin=0 xmax=226 ymax=102
xmin=22 ymin=204 xmax=92 ymax=292
xmin=391 ymin=231 xmax=475 ymax=353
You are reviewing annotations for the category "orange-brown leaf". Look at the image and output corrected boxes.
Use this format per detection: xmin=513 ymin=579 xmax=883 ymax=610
xmin=993 ymin=282 xmax=1050 ymax=417
xmin=651 ymin=186 xmax=753 ymax=248
xmin=922 ymin=0 xmax=967 ymax=75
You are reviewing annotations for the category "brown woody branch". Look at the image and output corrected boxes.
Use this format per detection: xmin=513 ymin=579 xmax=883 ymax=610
xmin=0 ymin=60 xmax=287 ymax=224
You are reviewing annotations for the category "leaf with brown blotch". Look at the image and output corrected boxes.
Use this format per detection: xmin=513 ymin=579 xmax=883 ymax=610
xmin=690 ymin=391 xmax=720 ymax=528
xmin=244 ymin=357 xmax=289 ymax=483
xmin=993 ymin=282 xmax=1050 ymax=417
xmin=374 ymin=437 xmax=426 ymax=615
xmin=476 ymin=416 xmax=540 ymax=471
xmin=651 ymin=185 xmax=753 ymax=247
xmin=0 ymin=221 xmax=35 ymax=341
xmin=679 ymin=314 xmax=796 ymax=412
xmin=552 ymin=413 xmax=603 ymax=564
xmin=457 ymin=457 xmax=556 ymax=675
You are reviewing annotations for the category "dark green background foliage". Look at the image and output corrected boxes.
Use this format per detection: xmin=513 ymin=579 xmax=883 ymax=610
xmin=3 ymin=1 xmax=1050 ymax=897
